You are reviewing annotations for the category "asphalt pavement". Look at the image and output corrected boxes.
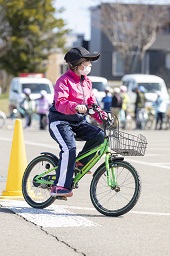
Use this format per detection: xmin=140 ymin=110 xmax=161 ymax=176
xmin=0 ymin=119 xmax=170 ymax=256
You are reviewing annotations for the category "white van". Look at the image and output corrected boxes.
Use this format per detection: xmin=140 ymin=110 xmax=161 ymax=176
xmin=9 ymin=77 xmax=54 ymax=113
xmin=121 ymin=74 xmax=169 ymax=111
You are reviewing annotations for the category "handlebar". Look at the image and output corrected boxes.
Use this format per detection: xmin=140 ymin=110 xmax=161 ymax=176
xmin=76 ymin=103 xmax=119 ymax=132
xmin=88 ymin=104 xmax=119 ymax=132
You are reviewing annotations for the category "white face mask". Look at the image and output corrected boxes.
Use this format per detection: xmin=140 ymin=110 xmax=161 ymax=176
xmin=79 ymin=64 xmax=91 ymax=76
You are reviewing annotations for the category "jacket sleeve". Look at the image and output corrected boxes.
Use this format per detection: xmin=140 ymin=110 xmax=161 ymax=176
xmin=54 ymin=79 xmax=77 ymax=114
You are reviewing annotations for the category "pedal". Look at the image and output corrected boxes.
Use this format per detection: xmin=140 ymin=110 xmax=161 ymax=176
xmin=55 ymin=196 xmax=67 ymax=201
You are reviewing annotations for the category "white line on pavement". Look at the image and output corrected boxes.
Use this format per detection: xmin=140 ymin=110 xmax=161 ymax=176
xmin=1 ymin=137 xmax=170 ymax=151
xmin=1 ymin=200 xmax=169 ymax=221
xmin=1 ymin=137 xmax=170 ymax=169
xmin=127 ymin=158 xmax=170 ymax=170
xmin=130 ymin=211 xmax=170 ymax=216
xmin=57 ymin=205 xmax=170 ymax=216
xmin=0 ymin=200 xmax=99 ymax=228
xmin=0 ymin=137 xmax=57 ymax=149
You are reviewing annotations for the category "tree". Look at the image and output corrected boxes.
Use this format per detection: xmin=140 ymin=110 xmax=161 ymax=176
xmin=0 ymin=3 xmax=11 ymax=58
xmin=0 ymin=0 xmax=69 ymax=77
xmin=94 ymin=3 xmax=169 ymax=73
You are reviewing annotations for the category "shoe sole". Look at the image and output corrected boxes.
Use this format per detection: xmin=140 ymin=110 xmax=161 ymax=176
xmin=50 ymin=191 xmax=73 ymax=197
xmin=56 ymin=196 xmax=68 ymax=201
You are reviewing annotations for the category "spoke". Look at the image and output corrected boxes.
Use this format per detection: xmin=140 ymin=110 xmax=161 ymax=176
xmin=115 ymin=192 xmax=132 ymax=202
xmin=92 ymin=163 xmax=139 ymax=214
xmin=96 ymin=188 xmax=116 ymax=201
xmin=100 ymin=192 xmax=119 ymax=208
xmin=115 ymin=166 xmax=124 ymax=179
xmin=119 ymin=174 xmax=134 ymax=187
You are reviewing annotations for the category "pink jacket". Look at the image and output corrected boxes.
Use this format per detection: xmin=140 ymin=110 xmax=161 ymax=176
xmin=53 ymin=69 xmax=105 ymax=123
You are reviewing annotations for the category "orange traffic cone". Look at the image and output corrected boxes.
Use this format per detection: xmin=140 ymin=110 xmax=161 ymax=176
xmin=0 ymin=119 xmax=27 ymax=199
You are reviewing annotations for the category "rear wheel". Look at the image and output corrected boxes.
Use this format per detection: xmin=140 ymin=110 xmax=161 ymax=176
xmin=90 ymin=161 xmax=141 ymax=217
xmin=0 ymin=111 xmax=6 ymax=128
xmin=22 ymin=155 xmax=58 ymax=209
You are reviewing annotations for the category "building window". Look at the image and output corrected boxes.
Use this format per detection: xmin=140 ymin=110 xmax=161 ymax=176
xmin=112 ymin=52 xmax=124 ymax=76
xmin=60 ymin=64 xmax=68 ymax=75
xmin=160 ymin=22 xmax=170 ymax=34
xmin=112 ymin=51 xmax=142 ymax=75
xmin=165 ymin=53 xmax=170 ymax=69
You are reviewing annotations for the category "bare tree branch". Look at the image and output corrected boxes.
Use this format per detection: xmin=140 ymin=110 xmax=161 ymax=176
xmin=92 ymin=3 xmax=170 ymax=72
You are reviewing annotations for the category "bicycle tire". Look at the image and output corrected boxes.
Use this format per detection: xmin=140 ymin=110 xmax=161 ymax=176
xmin=0 ymin=111 xmax=7 ymax=128
xmin=22 ymin=155 xmax=58 ymax=209
xmin=90 ymin=161 xmax=141 ymax=217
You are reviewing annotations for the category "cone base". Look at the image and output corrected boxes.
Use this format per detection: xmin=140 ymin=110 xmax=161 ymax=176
xmin=0 ymin=195 xmax=24 ymax=200
xmin=1 ymin=190 xmax=23 ymax=197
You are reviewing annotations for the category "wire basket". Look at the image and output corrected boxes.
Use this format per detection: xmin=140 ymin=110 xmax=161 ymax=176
xmin=108 ymin=129 xmax=147 ymax=156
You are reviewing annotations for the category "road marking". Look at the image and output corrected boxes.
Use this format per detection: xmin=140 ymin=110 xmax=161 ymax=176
xmin=0 ymin=137 xmax=84 ymax=150
xmin=1 ymin=137 xmax=170 ymax=151
xmin=0 ymin=137 xmax=57 ymax=149
xmin=127 ymin=158 xmax=170 ymax=170
xmin=58 ymin=205 xmax=170 ymax=216
xmin=1 ymin=137 xmax=170 ymax=169
xmin=1 ymin=200 xmax=169 ymax=228
xmin=0 ymin=200 xmax=99 ymax=228
xmin=130 ymin=211 xmax=170 ymax=216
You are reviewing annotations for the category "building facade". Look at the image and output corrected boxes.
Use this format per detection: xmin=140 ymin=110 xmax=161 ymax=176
xmin=89 ymin=3 xmax=170 ymax=87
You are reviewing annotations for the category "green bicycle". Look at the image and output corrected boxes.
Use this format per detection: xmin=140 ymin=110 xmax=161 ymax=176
xmin=22 ymin=106 xmax=147 ymax=217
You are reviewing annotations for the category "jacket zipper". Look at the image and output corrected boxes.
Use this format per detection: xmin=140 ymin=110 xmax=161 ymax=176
xmin=80 ymin=78 xmax=86 ymax=105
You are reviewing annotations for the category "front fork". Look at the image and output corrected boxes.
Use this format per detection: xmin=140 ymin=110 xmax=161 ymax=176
xmin=105 ymin=153 xmax=122 ymax=188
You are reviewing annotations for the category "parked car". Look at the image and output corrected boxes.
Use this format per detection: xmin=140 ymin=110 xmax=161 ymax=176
xmin=121 ymin=74 xmax=169 ymax=112
xmin=9 ymin=77 xmax=54 ymax=114
xmin=88 ymin=76 xmax=111 ymax=108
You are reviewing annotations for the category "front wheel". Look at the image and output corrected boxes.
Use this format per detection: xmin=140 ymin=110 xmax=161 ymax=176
xmin=90 ymin=161 xmax=141 ymax=217
xmin=22 ymin=155 xmax=58 ymax=209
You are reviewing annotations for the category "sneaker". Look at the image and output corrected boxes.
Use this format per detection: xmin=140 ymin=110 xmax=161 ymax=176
xmin=76 ymin=161 xmax=84 ymax=168
xmin=50 ymin=186 xmax=73 ymax=197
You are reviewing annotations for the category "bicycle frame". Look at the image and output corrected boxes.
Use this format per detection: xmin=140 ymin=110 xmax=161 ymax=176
xmin=33 ymin=136 xmax=118 ymax=189
xmin=74 ymin=137 xmax=109 ymax=185
xmin=75 ymin=139 xmax=118 ymax=188
xmin=22 ymin=106 xmax=145 ymax=215
xmin=33 ymin=108 xmax=122 ymax=189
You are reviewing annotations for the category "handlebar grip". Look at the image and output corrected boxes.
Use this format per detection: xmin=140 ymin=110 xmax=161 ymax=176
xmin=88 ymin=108 xmax=95 ymax=115
xmin=91 ymin=103 xmax=98 ymax=109
xmin=87 ymin=104 xmax=99 ymax=115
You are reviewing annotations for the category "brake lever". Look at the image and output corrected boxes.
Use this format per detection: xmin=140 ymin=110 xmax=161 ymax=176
xmin=88 ymin=108 xmax=95 ymax=115
xmin=87 ymin=103 xmax=99 ymax=115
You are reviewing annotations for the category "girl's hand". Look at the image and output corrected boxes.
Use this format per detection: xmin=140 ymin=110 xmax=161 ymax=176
xmin=75 ymin=105 xmax=87 ymax=114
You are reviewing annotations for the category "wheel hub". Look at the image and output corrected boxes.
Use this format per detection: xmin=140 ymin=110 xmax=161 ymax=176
xmin=115 ymin=186 xmax=120 ymax=192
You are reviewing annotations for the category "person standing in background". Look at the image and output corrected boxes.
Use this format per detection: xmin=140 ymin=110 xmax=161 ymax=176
xmin=20 ymin=88 xmax=35 ymax=128
xmin=35 ymin=90 xmax=50 ymax=130
xmin=111 ymin=87 xmax=122 ymax=116
xmin=120 ymin=85 xmax=129 ymax=129
xmin=154 ymin=91 xmax=167 ymax=130
xmin=101 ymin=87 xmax=112 ymax=111
xmin=133 ymin=86 xmax=146 ymax=129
